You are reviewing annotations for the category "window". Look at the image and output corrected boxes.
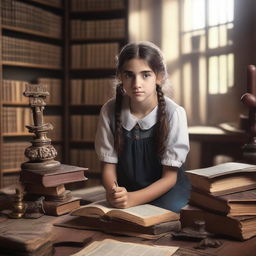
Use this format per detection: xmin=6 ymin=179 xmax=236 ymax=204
xmin=181 ymin=0 xmax=234 ymax=95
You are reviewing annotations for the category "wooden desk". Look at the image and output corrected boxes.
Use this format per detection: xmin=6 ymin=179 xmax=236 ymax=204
xmin=52 ymin=220 xmax=256 ymax=256
xmin=1 ymin=212 xmax=256 ymax=256
xmin=189 ymin=126 xmax=247 ymax=168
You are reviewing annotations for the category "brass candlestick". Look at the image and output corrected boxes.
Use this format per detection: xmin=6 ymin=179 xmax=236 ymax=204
xmin=21 ymin=83 xmax=60 ymax=172
xmin=9 ymin=188 xmax=26 ymax=219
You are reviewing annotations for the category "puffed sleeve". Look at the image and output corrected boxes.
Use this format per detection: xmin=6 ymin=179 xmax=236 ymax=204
xmin=94 ymin=100 xmax=118 ymax=163
xmin=161 ymin=106 xmax=190 ymax=167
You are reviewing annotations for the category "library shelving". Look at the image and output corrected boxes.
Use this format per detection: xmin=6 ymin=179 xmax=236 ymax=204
xmin=0 ymin=0 xmax=65 ymax=187
xmin=68 ymin=0 xmax=128 ymax=187
xmin=0 ymin=0 xmax=129 ymax=189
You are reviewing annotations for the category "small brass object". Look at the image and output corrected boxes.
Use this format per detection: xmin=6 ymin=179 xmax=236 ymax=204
xmin=9 ymin=188 xmax=26 ymax=219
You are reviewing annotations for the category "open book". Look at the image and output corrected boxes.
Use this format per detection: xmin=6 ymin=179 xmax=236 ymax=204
xmin=186 ymin=162 xmax=256 ymax=195
xmin=71 ymin=200 xmax=179 ymax=227
xmin=71 ymin=239 xmax=179 ymax=256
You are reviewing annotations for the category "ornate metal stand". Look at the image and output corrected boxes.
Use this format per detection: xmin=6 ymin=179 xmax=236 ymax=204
xmin=21 ymin=83 xmax=60 ymax=172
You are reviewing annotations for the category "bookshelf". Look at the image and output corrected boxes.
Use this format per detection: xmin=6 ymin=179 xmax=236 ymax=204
xmin=68 ymin=0 xmax=128 ymax=187
xmin=0 ymin=0 xmax=65 ymax=187
xmin=0 ymin=0 xmax=129 ymax=189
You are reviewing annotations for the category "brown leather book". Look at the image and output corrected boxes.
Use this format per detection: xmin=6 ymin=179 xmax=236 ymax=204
xmin=0 ymin=218 xmax=53 ymax=253
xmin=71 ymin=200 xmax=179 ymax=227
xmin=25 ymin=183 xmax=66 ymax=196
xmin=43 ymin=197 xmax=80 ymax=216
xmin=180 ymin=205 xmax=256 ymax=240
xmin=186 ymin=162 xmax=256 ymax=195
xmin=189 ymin=189 xmax=256 ymax=216
xmin=20 ymin=164 xmax=88 ymax=187
xmin=55 ymin=215 xmax=181 ymax=236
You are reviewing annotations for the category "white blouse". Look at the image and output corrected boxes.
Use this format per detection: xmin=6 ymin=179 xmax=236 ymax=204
xmin=95 ymin=95 xmax=190 ymax=168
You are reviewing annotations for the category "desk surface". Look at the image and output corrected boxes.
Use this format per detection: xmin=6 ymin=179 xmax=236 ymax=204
xmin=188 ymin=125 xmax=246 ymax=143
xmin=1 ymin=211 xmax=256 ymax=256
xmin=52 ymin=219 xmax=256 ymax=256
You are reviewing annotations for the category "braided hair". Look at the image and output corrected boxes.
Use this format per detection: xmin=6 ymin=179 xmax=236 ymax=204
xmin=114 ymin=41 xmax=169 ymax=157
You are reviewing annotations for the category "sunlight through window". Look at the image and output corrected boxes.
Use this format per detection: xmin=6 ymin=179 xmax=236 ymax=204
xmin=182 ymin=0 xmax=234 ymax=95
xmin=208 ymin=53 xmax=234 ymax=94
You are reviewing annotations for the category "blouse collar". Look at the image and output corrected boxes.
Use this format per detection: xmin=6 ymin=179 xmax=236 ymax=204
xmin=120 ymin=95 xmax=158 ymax=131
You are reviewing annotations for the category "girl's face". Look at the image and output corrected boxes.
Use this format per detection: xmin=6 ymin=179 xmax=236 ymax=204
xmin=120 ymin=58 xmax=161 ymax=105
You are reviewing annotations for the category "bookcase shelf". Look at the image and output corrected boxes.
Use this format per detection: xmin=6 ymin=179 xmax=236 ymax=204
xmin=2 ymin=168 xmax=21 ymax=174
xmin=3 ymin=133 xmax=32 ymax=137
xmin=27 ymin=0 xmax=63 ymax=9
xmin=2 ymin=25 xmax=62 ymax=40
xmin=0 ymin=0 xmax=128 ymax=189
xmin=0 ymin=0 xmax=65 ymax=188
xmin=3 ymin=62 xmax=62 ymax=70
xmin=71 ymin=8 xmax=126 ymax=14
xmin=71 ymin=37 xmax=125 ymax=43
xmin=67 ymin=0 xmax=128 ymax=188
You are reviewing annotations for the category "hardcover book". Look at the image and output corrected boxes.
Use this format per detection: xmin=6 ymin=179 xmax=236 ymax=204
xmin=43 ymin=197 xmax=80 ymax=216
xmin=71 ymin=200 xmax=179 ymax=227
xmin=186 ymin=162 xmax=256 ymax=195
xmin=55 ymin=215 xmax=181 ymax=238
xmin=189 ymin=189 xmax=256 ymax=216
xmin=20 ymin=164 xmax=88 ymax=187
xmin=180 ymin=205 xmax=256 ymax=240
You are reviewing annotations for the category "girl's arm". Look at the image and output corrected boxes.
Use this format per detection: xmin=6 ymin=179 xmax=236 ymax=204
xmin=101 ymin=162 xmax=119 ymax=206
xmin=112 ymin=165 xmax=178 ymax=208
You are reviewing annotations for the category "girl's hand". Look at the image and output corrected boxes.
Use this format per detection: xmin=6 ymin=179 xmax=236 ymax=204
xmin=106 ymin=185 xmax=132 ymax=208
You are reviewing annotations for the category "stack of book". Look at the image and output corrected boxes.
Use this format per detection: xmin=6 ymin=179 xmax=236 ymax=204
xmin=182 ymin=162 xmax=256 ymax=240
xmin=20 ymin=164 xmax=88 ymax=216
xmin=56 ymin=200 xmax=181 ymax=239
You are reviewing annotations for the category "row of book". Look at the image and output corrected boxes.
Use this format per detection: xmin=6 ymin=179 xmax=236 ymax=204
xmin=71 ymin=0 xmax=125 ymax=11
xmin=2 ymin=80 xmax=29 ymax=104
xmin=2 ymin=173 xmax=20 ymax=187
xmin=70 ymin=79 xmax=114 ymax=105
xmin=2 ymin=36 xmax=62 ymax=68
xmin=37 ymin=78 xmax=62 ymax=105
xmin=2 ymin=78 xmax=62 ymax=105
xmin=1 ymin=142 xmax=30 ymax=170
xmin=182 ymin=162 xmax=256 ymax=240
xmin=71 ymin=18 xmax=125 ymax=39
xmin=2 ymin=107 xmax=62 ymax=138
xmin=71 ymin=43 xmax=119 ymax=69
xmin=2 ymin=107 xmax=31 ymax=134
xmin=1 ymin=142 xmax=62 ymax=171
xmin=71 ymin=115 xmax=98 ymax=141
xmin=1 ymin=0 xmax=62 ymax=38
xmin=70 ymin=149 xmax=101 ymax=174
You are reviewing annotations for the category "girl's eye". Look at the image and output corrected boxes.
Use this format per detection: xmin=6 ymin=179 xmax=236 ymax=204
xmin=143 ymin=73 xmax=151 ymax=78
xmin=124 ymin=73 xmax=133 ymax=79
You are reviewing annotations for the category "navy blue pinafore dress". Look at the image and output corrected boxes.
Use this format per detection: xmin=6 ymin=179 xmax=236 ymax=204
xmin=116 ymin=124 xmax=191 ymax=213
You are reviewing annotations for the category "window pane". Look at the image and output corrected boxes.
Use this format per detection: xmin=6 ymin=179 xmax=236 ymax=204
xmin=183 ymin=0 xmax=205 ymax=31
xmin=208 ymin=0 xmax=234 ymax=26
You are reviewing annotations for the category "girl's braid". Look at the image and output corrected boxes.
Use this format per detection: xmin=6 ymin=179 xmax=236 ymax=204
xmin=156 ymin=84 xmax=169 ymax=157
xmin=114 ymin=84 xmax=124 ymax=155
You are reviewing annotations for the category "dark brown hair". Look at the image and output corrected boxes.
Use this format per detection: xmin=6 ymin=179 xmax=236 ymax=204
xmin=114 ymin=42 xmax=169 ymax=157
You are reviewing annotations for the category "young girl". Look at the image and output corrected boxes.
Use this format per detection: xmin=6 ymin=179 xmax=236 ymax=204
xmin=95 ymin=41 xmax=190 ymax=213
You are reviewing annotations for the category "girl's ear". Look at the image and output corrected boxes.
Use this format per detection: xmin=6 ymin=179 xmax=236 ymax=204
xmin=156 ymin=74 xmax=163 ymax=85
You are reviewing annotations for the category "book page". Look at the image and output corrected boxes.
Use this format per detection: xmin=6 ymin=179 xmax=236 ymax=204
xmin=72 ymin=200 xmax=113 ymax=216
xmin=71 ymin=239 xmax=179 ymax=256
xmin=186 ymin=162 xmax=256 ymax=178
xmin=117 ymin=204 xmax=173 ymax=218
